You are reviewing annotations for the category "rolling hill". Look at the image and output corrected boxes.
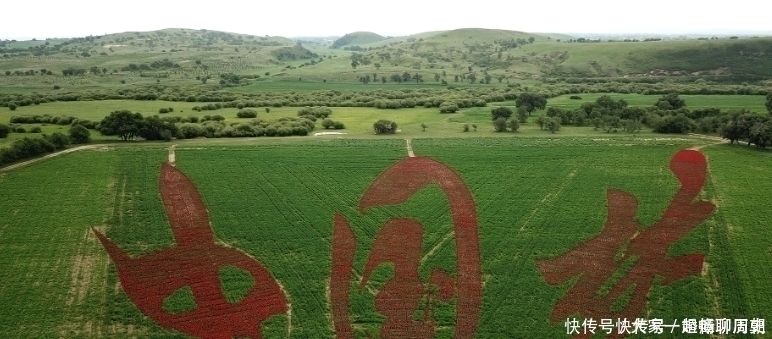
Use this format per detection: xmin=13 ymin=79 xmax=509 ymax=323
xmin=1 ymin=27 xmax=771 ymax=92
xmin=331 ymin=31 xmax=385 ymax=48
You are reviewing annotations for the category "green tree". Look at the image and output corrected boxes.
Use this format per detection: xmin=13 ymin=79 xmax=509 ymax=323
xmin=98 ymin=110 xmax=145 ymax=140
xmin=69 ymin=124 xmax=91 ymax=144
xmin=491 ymin=106 xmax=513 ymax=120
xmin=515 ymin=92 xmax=547 ymax=115
xmin=139 ymin=115 xmax=177 ymax=141
xmin=545 ymin=117 xmax=561 ymax=133
xmin=493 ymin=117 xmax=507 ymax=132
xmin=508 ymin=119 xmax=520 ymax=132
xmin=516 ymin=106 xmax=529 ymax=123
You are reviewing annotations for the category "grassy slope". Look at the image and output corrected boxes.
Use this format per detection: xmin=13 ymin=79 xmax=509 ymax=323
xmin=3 ymin=28 xmax=771 ymax=92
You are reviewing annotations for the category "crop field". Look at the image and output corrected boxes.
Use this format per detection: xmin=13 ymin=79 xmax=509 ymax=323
xmin=1 ymin=136 xmax=771 ymax=338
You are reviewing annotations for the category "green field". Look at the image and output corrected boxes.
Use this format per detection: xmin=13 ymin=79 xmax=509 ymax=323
xmin=1 ymin=136 xmax=770 ymax=338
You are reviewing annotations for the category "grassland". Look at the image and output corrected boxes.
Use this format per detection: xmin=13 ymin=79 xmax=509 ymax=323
xmin=1 ymin=136 xmax=770 ymax=338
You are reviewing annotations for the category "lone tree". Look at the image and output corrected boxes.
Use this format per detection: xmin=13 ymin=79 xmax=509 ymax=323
xmin=98 ymin=110 xmax=145 ymax=140
xmin=373 ymin=120 xmax=397 ymax=134
xmin=491 ymin=106 xmax=514 ymax=120
xmin=515 ymin=92 xmax=547 ymax=115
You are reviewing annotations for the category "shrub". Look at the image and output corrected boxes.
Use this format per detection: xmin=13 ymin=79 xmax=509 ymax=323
xmin=493 ymin=118 xmax=507 ymax=132
xmin=179 ymin=123 xmax=206 ymax=139
xmin=297 ymin=106 xmax=332 ymax=118
xmin=69 ymin=124 xmax=91 ymax=144
xmin=463 ymin=124 xmax=470 ymax=132
xmin=0 ymin=124 xmax=9 ymax=138
xmin=508 ymin=119 xmax=520 ymax=132
xmin=45 ymin=132 xmax=70 ymax=149
xmin=373 ymin=120 xmax=397 ymax=134
xmin=237 ymin=109 xmax=258 ymax=118
xmin=653 ymin=113 xmax=696 ymax=134
xmin=29 ymin=126 xmax=42 ymax=133
xmin=159 ymin=108 xmax=170 ymax=114
xmin=321 ymin=118 xmax=335 ymax=129
xmin=569 ymin=95 xmax=582 ymax=100
xmin=439 ymin=102 xmax=459 ymax=113
xmin=8 ymin=103 xmax=16 ymax=111
xmin=333 ymin=121 xmax=345 ymax=129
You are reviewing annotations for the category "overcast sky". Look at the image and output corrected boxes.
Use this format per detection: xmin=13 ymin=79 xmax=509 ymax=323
xmin=2 ymin=0 xmax=770 ymax=40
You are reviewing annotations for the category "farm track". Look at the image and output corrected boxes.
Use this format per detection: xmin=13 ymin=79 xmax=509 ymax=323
xmin=0 ymin=144 xmax=110 ymax=172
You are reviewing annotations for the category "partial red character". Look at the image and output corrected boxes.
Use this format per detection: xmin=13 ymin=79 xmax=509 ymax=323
xmin=537 ymin=149 xmax=715 ymax=338
xmin=93 ymin=163 xmax=287 ymax=339
xmin=331 ymin=157 xmax=482 ymax=338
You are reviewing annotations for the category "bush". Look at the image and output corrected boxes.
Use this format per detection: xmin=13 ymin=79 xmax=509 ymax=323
xmin=463 ymin=124 xmax=470 ymax=132
xmin=321 ymin=118 xmax=335 ymax=129
xmin=237 ymin=109 xmax=258 ymax=118
xmin=179 ymin=123 xmax=206 ymax=139
xmin=297 ymin=106 xmax=332 ymax=118
xmin=508 ymin=119 xmax=520 ymax=132
xmin=29 ymin=126 xmax=42 ymax=133
xmin=46 ymin=132 xmax=70 ymax=148
xmin=569 ymin=95 xmax=582 ymax=100
xmin=8 ymin=103 xmax=17 ymax=111
xmin=0 ymin=124 xmax=9 ymax=138
xmin=69 ymin=124 xmax=91 ymax=144
xmin=493 ymin=118 xmax=507 ymax=132
xmin=653 ymin=113 xmax=696 ymax=134
xmin=333 ymin=121 xmax=345 ymax=129
xmin=439 ymin=102 xmax=459 ymax=113
xmin=373 ymin=120 xmax=397 ymax=134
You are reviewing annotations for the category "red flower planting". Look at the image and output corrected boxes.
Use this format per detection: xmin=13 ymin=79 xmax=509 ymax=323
xmin=331 ymin=156 xmax=482 ymax=339
xmin=537 ymin=149 xmax=715 ymax=338
xmin=93 ymin=163 xmax=287 ymax=339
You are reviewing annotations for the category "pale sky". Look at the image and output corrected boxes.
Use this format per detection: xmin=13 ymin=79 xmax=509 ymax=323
xmin=1 ymin=0 xmax=770 ymax=40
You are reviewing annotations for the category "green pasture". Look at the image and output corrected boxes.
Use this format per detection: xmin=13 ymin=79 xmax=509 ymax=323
xmin=0 ymin=136 xmax=770 ymax=338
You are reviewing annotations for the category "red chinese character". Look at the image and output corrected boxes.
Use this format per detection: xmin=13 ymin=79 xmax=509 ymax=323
xmin=537 ymin=150 xmax=715 ymax=338
xmin=93 ymin=163 xmax=287 ymax=339
xmin=331 ymin=157 xmax=482 ymax=338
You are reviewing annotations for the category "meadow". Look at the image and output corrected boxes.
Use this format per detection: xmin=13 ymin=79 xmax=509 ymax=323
xmin=0 ymin=136 xmax=769 ymax=338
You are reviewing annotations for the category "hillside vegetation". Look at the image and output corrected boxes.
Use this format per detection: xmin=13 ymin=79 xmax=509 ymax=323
xmin=331 ymin=31 xmax=385 ymax=49
xmin=2 ymin=28 xmax=772 ymax=92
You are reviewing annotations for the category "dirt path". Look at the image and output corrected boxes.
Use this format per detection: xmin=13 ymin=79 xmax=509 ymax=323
xmin=405 ymin=139 xmax=415 ymax=157
xmin=0 ymin=144 xmax=109 ymax=172
xmin=688 ymin=133 xmax=729 ymax=150
xmin=168 ymin=144 xmax=177 ymax=165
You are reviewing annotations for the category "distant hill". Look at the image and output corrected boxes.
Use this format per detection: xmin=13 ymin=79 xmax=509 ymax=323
xmin=331 ymin=32 xmax=385 ymax=49
xmin=1 ymin=27 xmax=771 ymax=89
